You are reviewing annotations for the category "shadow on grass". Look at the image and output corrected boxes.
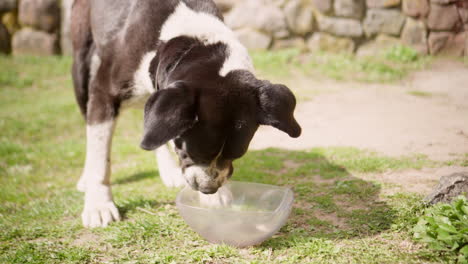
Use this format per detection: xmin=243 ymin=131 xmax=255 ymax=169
xmin=233 ymin=148 xmax=396 ymax=249
xmin=117 ymin=196 xmax=166 ymax=219
xmin=114 ymin=170 xmax=157 ymax=185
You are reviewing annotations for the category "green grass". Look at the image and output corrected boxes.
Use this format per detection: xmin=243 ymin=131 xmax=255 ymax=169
xmin=252 ymin=45 xmax=431 ymax=83
xmin=407 ymin=91 xmax=433 ymax=98
xmin=0 ymin=55 xmax=460 ymax=263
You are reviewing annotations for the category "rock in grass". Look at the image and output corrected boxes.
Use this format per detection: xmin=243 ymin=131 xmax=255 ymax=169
xmin=356 ymin=34 xmax=402 ymax=57
xmin=425 ymin=172 xmax=468 ymax=205
xmin=428 ymin=31 xmax=465 ymax=56
xmin=12 ymin=28 xmax=58 ymax=55
xmin=401 ymin=17 xmax=428 ymax=55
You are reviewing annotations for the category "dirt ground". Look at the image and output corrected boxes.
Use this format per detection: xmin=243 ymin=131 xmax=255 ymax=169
xmin=250 ymin=59 xmax=468 ymax=195
xmin=251 ymin=59 xmax=468 ymax=161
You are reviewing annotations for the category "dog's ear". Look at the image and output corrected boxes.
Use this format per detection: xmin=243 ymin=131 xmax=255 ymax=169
xmin=140 ymin=82 xmax=196 ymax=150
xmin=257 ymin=82 xmax=301 ymax=138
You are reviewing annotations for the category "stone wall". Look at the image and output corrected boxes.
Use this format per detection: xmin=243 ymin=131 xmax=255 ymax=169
xmin=0 ymin=0 xmax=467 ymax=56
xmin=219 ymin=0 xmax=468 ymax=56
xmin=0 ymin=0 xmax=63 ymax=56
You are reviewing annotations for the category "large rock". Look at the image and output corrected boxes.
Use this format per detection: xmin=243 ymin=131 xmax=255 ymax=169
xmin=457 ymin=0 xmax=468 ymax=23
xmin=284 ymin=0 xmax=316 ymax=35
xmin=0 ymin=22 xmax=11 ymax=54
xmin=427 ymin=3 xmax=460 ymax=31
xmin=307 ymin=33 xmax=355 ymax=54
xmin=366 ymin=0 xmax=401 ymax=8
xmin=401 ymin=18 xmax=428 ymax=54
xmin=356 ymin=34 xmax=402 ymax=57
xmin=427 ymin=31 xmax=464 ymax=56
xmin=459 ymin=5 xmax=468 ymax=24
xmin=334 ymin=0 xmax=365 ymax=19
xmin=425 ymin=172 xmax=468 ymax=205
xmin=61 ymin=0 xmax=73 ymax=55
xmin=0 ymin=0 xmax=16 ymax=15
xmin=235 ymin=28 xmax=272 ymax=50
xmin=448 ymin=32 xmax=466 ymax=56
xmin=18 ymin=0 xmax=60 ymax=32
xmin=317 ymin=15 xmax=363 ymax=38
xmin=12 ymin=28 xmax=58 ymax=55
xmin=363 ymin=9 xmax=406 ymax=37
xmin=312 ymin=0 xmax=333 ymax=14
xmin=402 ymin=0 xmax=429 ymax=18
xmin=225 ymin=1 xmax=288 ymax=38
xmin=428 ymin=31 xmax=452 ymax=54
xmin=273 ymin=37 xmax=307 ymax=50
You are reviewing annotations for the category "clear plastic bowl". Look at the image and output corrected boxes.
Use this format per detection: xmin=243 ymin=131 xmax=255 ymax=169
xmin=176 ymin=181 xmax=294 ymax=247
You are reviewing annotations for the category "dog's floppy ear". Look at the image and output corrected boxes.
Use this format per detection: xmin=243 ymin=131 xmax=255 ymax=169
xmin=140 ymin=82 xmax=196 ymax=150
xmin=257 ymin=82 xmax=301 ymax=138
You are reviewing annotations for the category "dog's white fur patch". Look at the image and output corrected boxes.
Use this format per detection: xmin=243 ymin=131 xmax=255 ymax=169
xmin=155 ymin=142 xmax=186 ymax=187
xmin=122 ymin=51 xmax=157 ymax=108
xmin=184 ymin=164 xmax=229 ymax=191
xmin=89 ymin=53 xmax=101 ymax=84
xmin=160 ymin=2 xmax=254 ymax=76
xmin=78 ymin=120 xmax=120 ymax=228
xmin=82 ymin=183 xmax=120 ymax=228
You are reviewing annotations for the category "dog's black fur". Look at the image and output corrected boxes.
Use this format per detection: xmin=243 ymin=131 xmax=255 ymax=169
xmin=71 ymin=0 xmax=301 ymax=197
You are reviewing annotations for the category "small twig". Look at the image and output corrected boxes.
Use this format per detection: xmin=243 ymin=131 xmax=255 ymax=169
xmin=136 ymin=207 xmax=158 ymax=216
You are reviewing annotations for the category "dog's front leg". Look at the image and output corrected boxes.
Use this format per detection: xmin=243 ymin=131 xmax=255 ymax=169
xmin=78 ymin=119 xmax=120 ymax=228
xmin=155 ymin=142 xmax=186 ymax=187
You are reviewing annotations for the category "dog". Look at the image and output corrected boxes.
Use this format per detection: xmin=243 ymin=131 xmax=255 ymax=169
xmin=71 ymin=0 xmax=301 ymax=228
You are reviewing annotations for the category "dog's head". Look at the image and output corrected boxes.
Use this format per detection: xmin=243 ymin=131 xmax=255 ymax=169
xmin=140 ymin=37 xmax=301 ymax=194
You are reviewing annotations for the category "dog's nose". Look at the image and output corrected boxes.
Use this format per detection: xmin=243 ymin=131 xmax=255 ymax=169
xmin=198 ymin=186 xmax=219 ymax=194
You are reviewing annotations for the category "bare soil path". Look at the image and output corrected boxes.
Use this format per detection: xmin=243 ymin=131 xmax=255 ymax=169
xmin=250 ymin=59 xmax=468 ymax=162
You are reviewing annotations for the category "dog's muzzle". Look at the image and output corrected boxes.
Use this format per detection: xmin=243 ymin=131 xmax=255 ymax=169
xmin=183 ymin=165 xmax=232 ymax=194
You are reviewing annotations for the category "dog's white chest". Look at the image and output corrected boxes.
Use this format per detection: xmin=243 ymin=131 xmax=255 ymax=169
xmin=122 ymin=51 xmax=157 ymax=109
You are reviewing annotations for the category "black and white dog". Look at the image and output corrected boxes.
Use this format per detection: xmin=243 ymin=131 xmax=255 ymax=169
xmin=71 ymin=0 xmax=301 ymax=228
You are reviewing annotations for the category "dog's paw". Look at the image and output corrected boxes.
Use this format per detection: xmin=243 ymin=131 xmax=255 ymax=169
xmin=81 ymin=184 xmax=120 ymax=228
xmin=82 ymin=201 xmax=120 ymax=228
xmin=159 ymin=166 xmax=186 ymax=188
xmin=76 ymin=177 xmax=87 ymax=192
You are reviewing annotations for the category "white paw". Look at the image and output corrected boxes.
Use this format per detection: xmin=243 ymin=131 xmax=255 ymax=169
xmin=81 ymin=184 xmax=120 ymax=228
xmin=77 ymin=176 xmax=87 ymax=192
xmin=161 ymin=168 xmax=186 ymax=188
xmin=82 ymin=201 xmax=120 ymax=228
xmin=155 ymin=143 xmax=186 ymax=188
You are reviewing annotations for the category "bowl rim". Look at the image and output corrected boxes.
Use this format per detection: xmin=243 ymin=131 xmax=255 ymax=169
xmin=176 ymin=181 xmax=294 ymax=214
